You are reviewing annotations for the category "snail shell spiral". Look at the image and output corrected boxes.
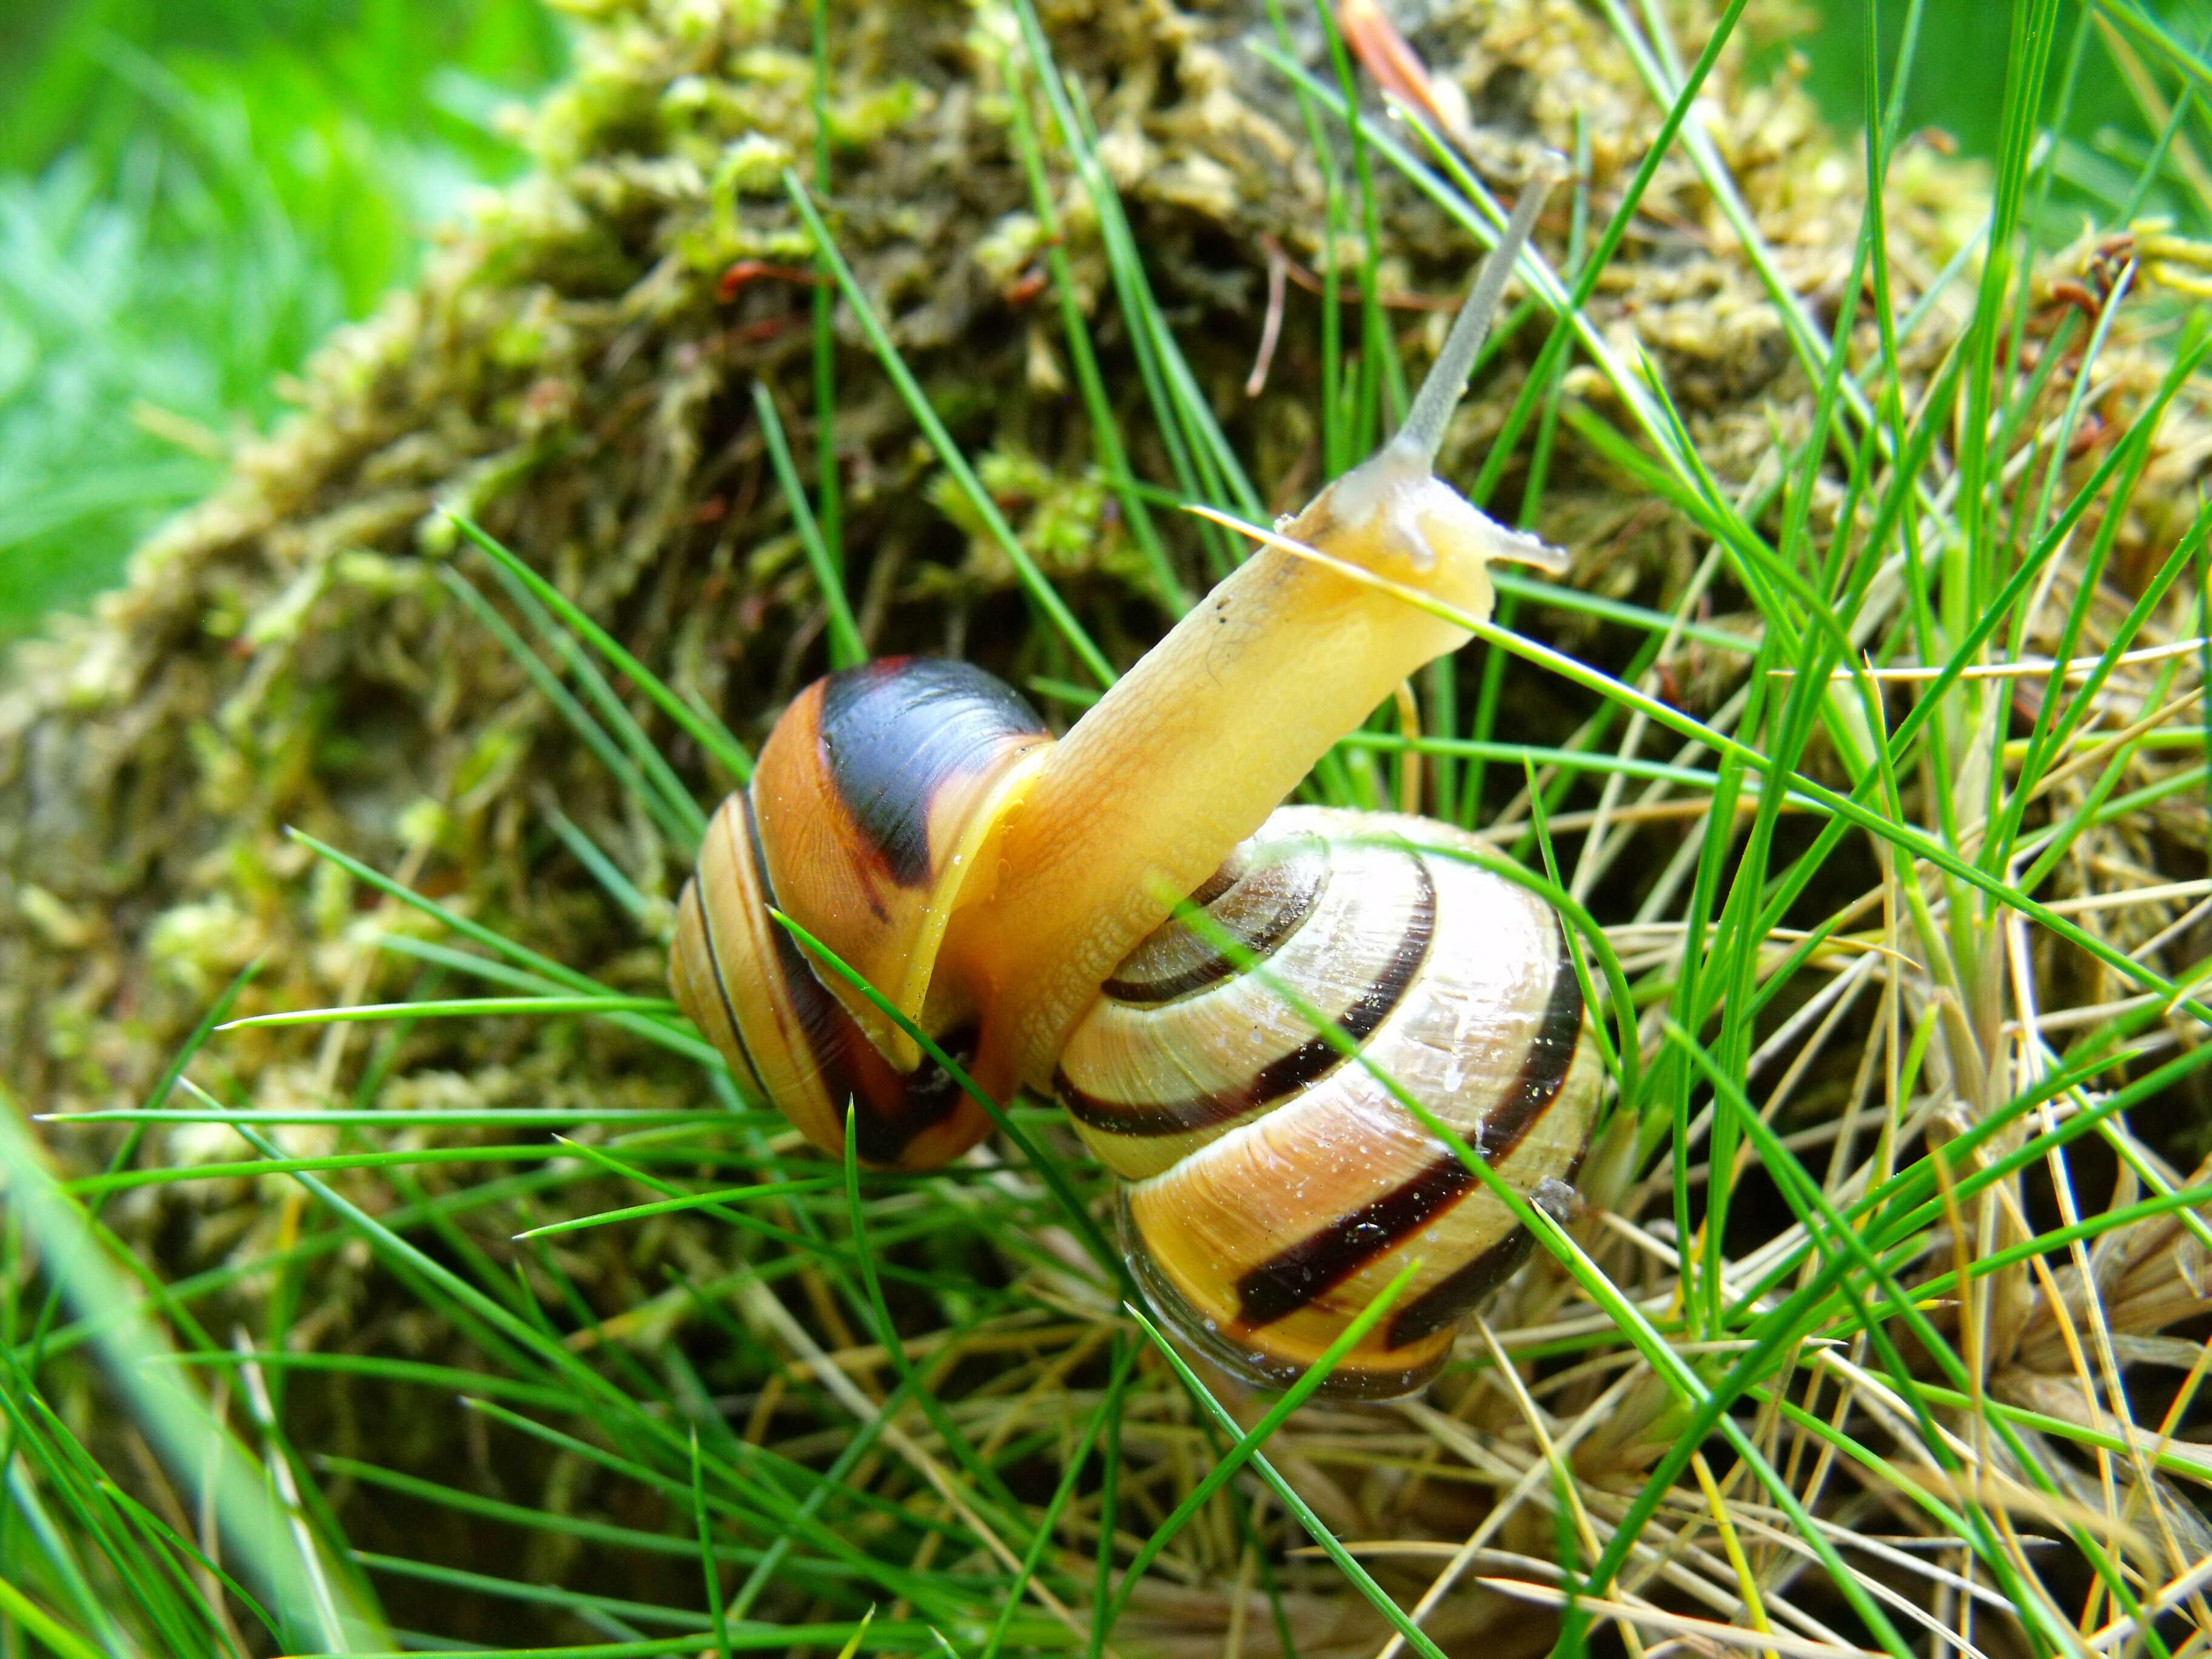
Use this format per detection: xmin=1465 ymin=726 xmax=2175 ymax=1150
xmin=669 ymin=659 xmax=1048 ymax=1171
xmin=1060 ymin=807 xmax=1600 ymax=1397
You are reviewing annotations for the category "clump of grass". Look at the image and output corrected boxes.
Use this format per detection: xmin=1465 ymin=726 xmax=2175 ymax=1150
xmin=7 ymin=1 xmax=2212 ymax=1657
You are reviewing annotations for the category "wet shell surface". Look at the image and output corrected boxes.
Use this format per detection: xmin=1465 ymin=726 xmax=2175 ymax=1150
xmin=1060 ymin=806 xmax=1602 ymax=1397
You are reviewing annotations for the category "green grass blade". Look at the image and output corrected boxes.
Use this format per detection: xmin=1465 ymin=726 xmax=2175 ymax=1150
xmin=782 ymin=172 xmax=1114 ymax=687
xmin=448 ymin=513 xmax=754 ymax=785
xmin=0 ymin=1087 xmax=388 ymax=1652
xmin=752 ymin=380 xmax=864 ymax=669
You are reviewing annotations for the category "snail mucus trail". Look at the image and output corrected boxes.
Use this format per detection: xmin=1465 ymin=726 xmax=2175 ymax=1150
xmin=672 ymin=163 xmax=1604 ymax=1399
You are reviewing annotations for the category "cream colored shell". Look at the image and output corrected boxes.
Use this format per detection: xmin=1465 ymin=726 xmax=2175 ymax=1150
xmin=1058 ymin=806 xmax=1601 ymax=1398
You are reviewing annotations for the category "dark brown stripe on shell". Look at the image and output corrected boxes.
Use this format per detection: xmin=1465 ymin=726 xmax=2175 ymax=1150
xmin=1236 ymin=1148 xmax=1480 ymax=1327
xmin=1233 ymin=917 xmax=1586 ymax=1333
xmin=1185 ymin=859 xmax=1243 ymax=908
xmin=1381 ymin=1227 xmax=1537 ymax=1347
xmin=1477 ymin=926 xmax=1586 ymax=1159
xmin=740 ymin=792 xmax=857 ymax=1098
xmin=1059 ymin=859 xmax=1435 ymax=1138
xmin=1386 ymin=1143 xmax=1587 ymax=1347
xmin=1122 ymin=1184 xmax=1448 ymax=1398
xmin=817 ymin=658 xmax=1046 ymax=887
xmin=686 ymin=875 xmax=766 ymax=1098
xmin=1101 ymin=846 xmax=1326 ymax=1006
xmin=740 ymin=792 xmax=963 ymax=1164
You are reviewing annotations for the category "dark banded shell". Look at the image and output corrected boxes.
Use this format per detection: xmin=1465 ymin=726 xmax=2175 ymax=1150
xmin=669 ymin=659 xmax=1050 ymax=1168
xmin=671 ymin=791 xmax=995 ymax=1169
xmin=1063 ymin=806 xmax=1600 ymax=1398
xmin=748 ymin=658 xmax=1050 ymax=1070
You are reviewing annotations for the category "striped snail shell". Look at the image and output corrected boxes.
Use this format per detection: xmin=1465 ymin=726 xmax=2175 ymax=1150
xmin=1063 ymin=808 xmax=1600 ymax=1398
xmin=670 ymin=657 xmax=1050 ymax=1171
xmin=671 ymin=161 xmax=1602 ymax=1396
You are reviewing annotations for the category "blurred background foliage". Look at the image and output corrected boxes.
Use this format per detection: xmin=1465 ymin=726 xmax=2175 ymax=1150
xmin=0 ymin=0 xmax=2190 ymax=645
xmin=0 ymin=0 xmax=565 ymax=638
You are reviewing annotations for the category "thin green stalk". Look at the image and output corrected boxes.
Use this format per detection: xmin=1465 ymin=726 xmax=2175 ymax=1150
xmin=449 ymin=513 xmax=754 ymax=785
xmin=0 ymin=1091 xmax=387 ymax=1652
xmin=752 ymin=380 xmax=863 ymax=668
xmin=810 ymin=0 xmax=841 ymax=574
xmin=998 ymin=56 xmax=1187 ymax=613
xmin=782 ymin=172 xmax=1113 ymax=686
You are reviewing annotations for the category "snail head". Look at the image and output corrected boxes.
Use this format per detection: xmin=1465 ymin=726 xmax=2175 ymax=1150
xmin=1281 ymin=156 xmax=1570 ymax=586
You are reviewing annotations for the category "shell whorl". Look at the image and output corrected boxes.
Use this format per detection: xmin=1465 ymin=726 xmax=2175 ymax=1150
xmin=671 ymin=791 xmax=996 ymax=1168
xmin=751 ymin=657 xmax=1051 ymax=1064
xmin=669 ymin=657 xmax=1051 ymax=1169
xmin=1060 ymin=806 xmax=1601 ymax=1398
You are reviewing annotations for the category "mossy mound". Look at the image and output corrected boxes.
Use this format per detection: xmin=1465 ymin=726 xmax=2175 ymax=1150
xmin=8 ymin=0 xmax=2210 ymax=1651
xmin=1 ymin=0 xmax=1978 ymax=1123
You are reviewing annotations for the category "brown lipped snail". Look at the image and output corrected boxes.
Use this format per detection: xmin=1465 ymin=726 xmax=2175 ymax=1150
xmin=671 ymin=164 xmax=1605 ymax=1399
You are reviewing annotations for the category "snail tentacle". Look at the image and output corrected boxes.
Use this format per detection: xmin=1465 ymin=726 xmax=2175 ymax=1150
xmin=1396 ymin=151 xmax=1566 ymax=466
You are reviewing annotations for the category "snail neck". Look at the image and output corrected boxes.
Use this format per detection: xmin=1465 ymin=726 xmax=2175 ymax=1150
xmin=942 ymin=473 xmax=1508 ymax=1099
xmin=934 ymin=166 xmax=1570 ymax=1099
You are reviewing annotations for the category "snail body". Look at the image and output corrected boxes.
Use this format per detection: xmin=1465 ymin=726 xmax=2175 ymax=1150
xmin=671 ymin=168 xmax=1604 ymax=1396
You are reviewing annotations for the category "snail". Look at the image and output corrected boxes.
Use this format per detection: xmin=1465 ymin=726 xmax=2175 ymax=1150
xmin=671 ymin=165 xmax=1604 ymax=1399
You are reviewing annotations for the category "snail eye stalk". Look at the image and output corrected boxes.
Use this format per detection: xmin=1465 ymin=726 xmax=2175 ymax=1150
xmin=1395 ymin=155 xmax=1564 ymax=468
